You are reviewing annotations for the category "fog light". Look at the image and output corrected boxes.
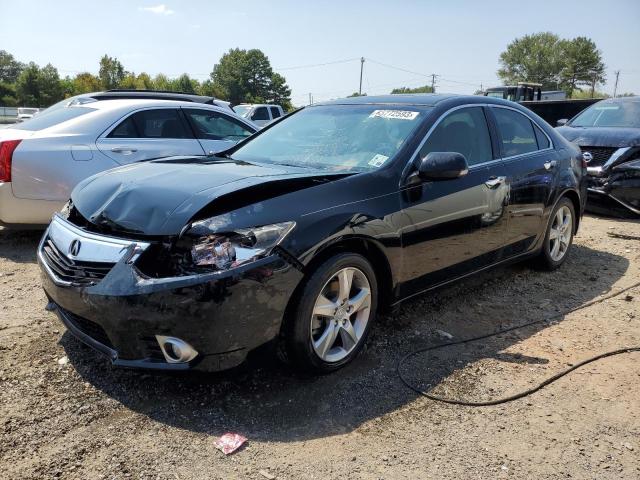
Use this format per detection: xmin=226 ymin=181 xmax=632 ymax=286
xmin=155 ymin=335 xmax=198 ymax=364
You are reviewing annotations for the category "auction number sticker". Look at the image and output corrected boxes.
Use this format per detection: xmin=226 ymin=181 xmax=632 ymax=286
xmin=368 ymin=154 xmax=389 ymax=167
xmin=369 ymin=110 xmax=419 ymax=120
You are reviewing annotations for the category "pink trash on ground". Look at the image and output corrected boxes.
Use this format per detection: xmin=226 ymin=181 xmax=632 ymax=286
xmin=214 ymin=433 xmax=247 ymax=455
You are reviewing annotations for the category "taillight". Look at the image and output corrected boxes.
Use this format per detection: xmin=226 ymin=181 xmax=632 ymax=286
xmin=0 ymin=139 xmax=22 ymax=182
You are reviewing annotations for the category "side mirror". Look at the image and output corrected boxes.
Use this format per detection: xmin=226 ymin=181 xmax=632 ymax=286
xmin=417 ymin=152 xmax=469 ymax=181
xmin=556 ymin=118 xmax=568 ymax=127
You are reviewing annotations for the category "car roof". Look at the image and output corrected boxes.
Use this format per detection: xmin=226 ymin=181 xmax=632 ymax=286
xmin=315 ymin=93 xmax=518 ymax=107
xmin=316 ymin=94 xmax=465 ymax=106
xmin=89 ymin=89 xmax=217 ymax=104
xmin=598 ymin=96 xmax=640 ymax=104
xmin=64 ymin=98 xmax=229 ymax=112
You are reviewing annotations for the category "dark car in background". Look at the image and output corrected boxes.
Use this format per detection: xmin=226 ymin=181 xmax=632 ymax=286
xmin=38 ymin=94 xmax=585 ymax=374
xmin=556 ymin=96 xmax=640 ymax=217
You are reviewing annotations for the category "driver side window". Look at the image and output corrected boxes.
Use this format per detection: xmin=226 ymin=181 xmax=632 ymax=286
xmin=420 ymin=107 xmax=493 ymax=166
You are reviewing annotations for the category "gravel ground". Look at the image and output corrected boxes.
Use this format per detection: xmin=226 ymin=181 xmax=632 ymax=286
xmin=1 ymin=214 xmax=639 ymax=479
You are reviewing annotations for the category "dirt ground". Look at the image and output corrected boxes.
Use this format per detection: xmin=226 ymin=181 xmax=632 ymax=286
xmin=1 ymin=215 xmax=639 ymax=479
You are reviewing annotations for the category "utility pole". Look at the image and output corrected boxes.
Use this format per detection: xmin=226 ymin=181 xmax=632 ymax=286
xmin=359 ymin=57 xmax=365 ymax=96
xmin=613 ymin=70 xmax=620 ymax=98
xmin=430 ymin=74 xmax=437 ymax=93
xmin=308 ymin=92 xmax=312 ymax=105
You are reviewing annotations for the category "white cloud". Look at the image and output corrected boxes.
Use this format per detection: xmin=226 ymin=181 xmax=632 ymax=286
xmin=139 ymin=4 xmax=174 ymax=16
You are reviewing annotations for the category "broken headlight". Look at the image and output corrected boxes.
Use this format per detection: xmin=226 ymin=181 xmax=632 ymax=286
xmin=187 ymin=219 xmax=295 ymax=270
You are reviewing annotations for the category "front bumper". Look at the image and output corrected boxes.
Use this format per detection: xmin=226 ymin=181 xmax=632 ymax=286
xmin=586 ymin=172 xmax=640 ymax=217
xmin=38 ymin=218 xmax=304 ymax=371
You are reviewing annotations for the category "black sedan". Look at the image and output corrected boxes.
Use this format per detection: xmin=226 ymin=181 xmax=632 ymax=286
xmin=557 ymin=96 xmax=640 ymax=217
xmin=38 ymin=94 xmax=586 ymax=374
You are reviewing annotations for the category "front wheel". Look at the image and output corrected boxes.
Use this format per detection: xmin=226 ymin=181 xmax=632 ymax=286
xmin=281 ymin=253 xmax=378 ymax=374
xmin=534 ymin=197 xmax=575 ymax=270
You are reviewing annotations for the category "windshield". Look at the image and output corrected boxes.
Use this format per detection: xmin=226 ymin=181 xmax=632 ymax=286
xmin=486 ymin=91 xmax=505 ymax=99
xmin=570 ymin=100 xmax=640 ymax=128
xmin=13 ymin=106 xmax=96 ymax=131
xmin=230 ymin=104 xmax=428 ymax=172
xmin=18 ymin=108 xmax=38 ymax=115
xmin=233 ymin=105 xmax=252 ymax=118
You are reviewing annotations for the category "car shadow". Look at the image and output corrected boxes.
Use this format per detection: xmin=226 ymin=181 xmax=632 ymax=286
xmin=61 ymin=242 xmax=631 ymax=442
xmin=0 ymin=228 xmax=43 ymax=264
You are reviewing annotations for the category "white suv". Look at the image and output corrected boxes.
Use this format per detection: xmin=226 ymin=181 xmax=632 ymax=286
xmin=0 ymin=96 xmax=257 ymax=227
xmin=233 ymin=104 xmax=285 ymax=127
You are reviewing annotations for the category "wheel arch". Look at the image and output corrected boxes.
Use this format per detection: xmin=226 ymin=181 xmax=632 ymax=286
xmin=558 ymin=188 xmax=581 ymax=233
xmin=297 ymin=236 xmax=395 ymax=310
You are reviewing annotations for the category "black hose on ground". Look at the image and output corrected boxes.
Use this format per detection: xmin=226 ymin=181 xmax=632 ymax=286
xmin=396 ymin=281 xmax=640 ymax=406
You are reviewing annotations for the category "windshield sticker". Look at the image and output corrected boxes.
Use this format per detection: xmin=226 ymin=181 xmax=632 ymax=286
xmin=369 ymin=110 xmax=419 ymax=120
xmin=368 ymin=154 xmax=389 ymax=167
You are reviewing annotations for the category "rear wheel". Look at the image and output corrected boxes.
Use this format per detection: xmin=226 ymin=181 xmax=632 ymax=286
xmin=534 ymin=197 xmax=575 ymax=270
xmin=282 ymin=253 xmax=378 ymax=373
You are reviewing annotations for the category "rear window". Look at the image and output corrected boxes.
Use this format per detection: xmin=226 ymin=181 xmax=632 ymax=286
xmin=13 ymin=107 xmax=96 ymax=131
xmin=270 ymin=107 xmax=281 ymax=119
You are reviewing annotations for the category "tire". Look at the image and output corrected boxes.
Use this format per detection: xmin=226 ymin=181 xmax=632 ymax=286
xmin=281 ymin=253 xmax=378 ymax=374
xmin=533 ymin=197 xmax=576 ymax=271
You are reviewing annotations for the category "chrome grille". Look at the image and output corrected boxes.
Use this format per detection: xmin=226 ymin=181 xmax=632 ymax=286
xmin=580 ymin=146 xmax=618 ymax=167
xmin=42 ymin=238 xmax=114 ymax=286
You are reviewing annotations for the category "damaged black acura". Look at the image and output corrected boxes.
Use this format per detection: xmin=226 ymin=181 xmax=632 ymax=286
xmin=557 ymin=96 xmax=640 ymax=217
xmin=38 ymin=94 xmax=586 ymax=374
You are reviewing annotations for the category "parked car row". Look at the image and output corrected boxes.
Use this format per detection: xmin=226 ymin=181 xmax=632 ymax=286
xmin=1 ymin=88 xmax=636 ymax=376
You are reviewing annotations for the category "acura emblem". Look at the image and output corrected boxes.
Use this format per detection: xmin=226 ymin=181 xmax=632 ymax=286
xmin=582 ymin=151 xmax=593 ymax=163
xmin=68 ymin=239 xmax=82 ymax=257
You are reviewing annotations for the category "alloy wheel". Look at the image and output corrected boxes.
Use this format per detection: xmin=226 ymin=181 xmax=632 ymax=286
xmin=549 ymin=205 xmax=572 ymax=262
xmin=310 ymin=267 xmax=372 ymax=363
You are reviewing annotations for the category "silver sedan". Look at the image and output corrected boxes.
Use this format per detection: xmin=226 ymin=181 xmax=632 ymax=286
xmin=0 ymin=97 xmax=257 ymax=227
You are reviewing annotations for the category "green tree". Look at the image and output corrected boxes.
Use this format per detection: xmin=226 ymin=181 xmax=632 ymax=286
xmin=119 ymin=72 xmax=138 ymax=89
xmin=269 ymin=72 xmax=292 ymax=110
xmin=0 ymin=81 xmax=17 ymax=106
xmin=390 ymin=85 xmax=434 ymax=94
xmin=153 ymin=73 xmax=171 ymax=91
xmin=136 ymin=72 xmax=154 ymax=90
xmin=0 ymin=50 xmax=24 ymax=84
xmin=199 ymin=79 xmax=225 ymax=98
xmin=172 ymin=73 xmax=198 ymax=93
xmin=498 ymin=32 xmax=565 ymax=90
xmin=15 ymin=62 xmax=41 ymax=105
xmin=210 ymin=48 xmax=291 ymax=105
xmin=559 ymin=37 xmax=606 ymax=98
xmin=73 ymin=72 xmax=102 ymax=94
xmin=98 ymin=54 xmax=125 ymax=89
xmin=347 ymin=92 xmax=367 ymax=97
xmin=37 ymin=64 xmax=63 ymax=105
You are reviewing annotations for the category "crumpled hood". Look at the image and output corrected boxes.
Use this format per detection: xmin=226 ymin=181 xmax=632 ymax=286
xmin=71 ymin=157 xmax=329 ymax=236
xmin=556 ymin=126 xmax=640 ymax=148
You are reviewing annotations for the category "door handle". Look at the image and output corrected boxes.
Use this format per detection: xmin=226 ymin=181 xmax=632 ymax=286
xmin=485 ymin=176 xmax=506 ymax=188
xmin=544 ymin=160 xmax=557 ymax=170
xmin=111 ymin=147 xmax=138 ymax=154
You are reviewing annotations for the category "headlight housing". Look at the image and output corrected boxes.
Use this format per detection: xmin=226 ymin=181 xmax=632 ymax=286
xmin=186 ymin=219 xmax=295 ymax=270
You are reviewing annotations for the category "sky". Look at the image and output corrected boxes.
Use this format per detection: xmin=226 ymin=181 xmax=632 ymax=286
xmin=1 ymin=0 xmax=639 ymax=105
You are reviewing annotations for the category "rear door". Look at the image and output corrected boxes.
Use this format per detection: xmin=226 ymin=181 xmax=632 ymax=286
xmin=96 ymin=108 xmax=205 ymax=164
xmin=489 ymin=106 xmax=557 ymax=255
xmin=182 ymin=108 xmax=256 ymax=154
xmin=399 ymin=106 xmax=511 ymax=295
